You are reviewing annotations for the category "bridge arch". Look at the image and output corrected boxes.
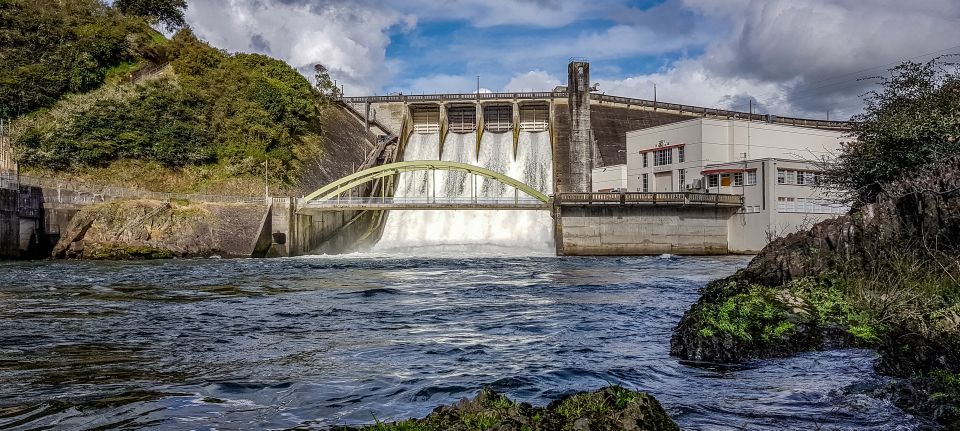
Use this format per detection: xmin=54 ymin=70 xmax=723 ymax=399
xmin=303 ymin=161 xmax=551 ymax=204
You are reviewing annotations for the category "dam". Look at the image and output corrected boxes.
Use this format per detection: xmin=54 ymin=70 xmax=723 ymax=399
xmin=309 ymin=60 xmax=846 ymax=256
xmin=0 ymin=61 xmax=849 ymax=258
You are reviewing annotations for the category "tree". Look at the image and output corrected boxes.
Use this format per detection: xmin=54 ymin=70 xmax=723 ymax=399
xmin=827 ymin=57 xmax=960 ymax=205
xmin=313 ymin=64 xmax=342 ymax=98
xmin=115 ymin=0 xmax=187 ymax=31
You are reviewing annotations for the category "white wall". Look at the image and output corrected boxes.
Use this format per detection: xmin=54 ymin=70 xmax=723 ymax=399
xmin=592 ymin=165 xmax=627 ymax=191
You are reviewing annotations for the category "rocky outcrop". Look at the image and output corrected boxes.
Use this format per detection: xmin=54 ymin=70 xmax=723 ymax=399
xmin=53 ymin=199 xmax=272 ymax=259
xmin=342 ymin=386 xmax=679 ymax=431
xmin=671 ymin=159 xmax=960 ymax=426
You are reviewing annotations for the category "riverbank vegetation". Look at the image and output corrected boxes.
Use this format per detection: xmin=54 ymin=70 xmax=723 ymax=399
xmin=341 ymin=387 xmax=679 ymax=431
xmin=3 ymin=0 xmax=354 ymax=195
xmin=672 ymin=58 xmax=960 ymax=427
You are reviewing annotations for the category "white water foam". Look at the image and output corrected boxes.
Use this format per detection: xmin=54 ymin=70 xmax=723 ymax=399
xmin=375 ymin=131 xmax=554 ymax=255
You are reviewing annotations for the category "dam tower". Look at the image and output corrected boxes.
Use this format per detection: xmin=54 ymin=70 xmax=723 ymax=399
xmin=564 ymin=60 xmax=593 ymax=193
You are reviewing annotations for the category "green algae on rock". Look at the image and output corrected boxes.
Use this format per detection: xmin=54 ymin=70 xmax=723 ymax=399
xmin=341 ymin=387 xmax=679 ymax=431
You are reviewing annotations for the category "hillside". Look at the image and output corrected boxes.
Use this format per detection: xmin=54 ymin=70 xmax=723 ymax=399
xmin=3 ymin=0 xmax=371 ymax=196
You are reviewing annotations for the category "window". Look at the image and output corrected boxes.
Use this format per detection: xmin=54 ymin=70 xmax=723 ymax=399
xmin=786 ymin=170 xmax=796 ymax=184
xmin=678 ymin=146 xmax=685 ymax=163
xmin=642 ymin=174 xmax=649 ymax=192
xmin=720 ymin=174 xmax=731 ymax=187
xmin=777 ymin=170 xmax=786 ymax=184
xmin=747 ymin=171 xmax=757 ymax=186
xmin=733 ymin=172 xmax=744 ymax=187
xmin=642 ymin=152 xmax=648 ymax=168
xmin=708 ymin=174 xmax=719 ymax=188
xmin=796 ymin=171 xmax=806 ymax=185
xmin=813 ymin=172 xmax=821 ymax=185
xmin=805 ymin=172 xmax=815 ymax=185
xmin=778 ymin=197 xmax=849 ymax=214
xmin=678 ymin=169 xmax=686 ymax=190
xmin=653 ymin=148 xmax=672 ymax=166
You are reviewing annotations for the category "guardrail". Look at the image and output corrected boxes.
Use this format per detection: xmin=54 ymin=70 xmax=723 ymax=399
xmin=304 ymin=197 xmax=546 ymax=206
xmin=340 ymin=92 xmax=852 ymax=130
xmin=556 ymin=192 xmax=743 ymax=206
xmin=16 ymin=174 xmax=266 ymax=205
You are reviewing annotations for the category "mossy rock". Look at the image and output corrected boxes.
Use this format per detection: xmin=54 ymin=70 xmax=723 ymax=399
xmin=671 ymin=277 xmax=880 ymax=363
xmin=87 ymin=243 xmax=174 ymax=260
xmin=342 ymin=386 xmax=678 ymax=431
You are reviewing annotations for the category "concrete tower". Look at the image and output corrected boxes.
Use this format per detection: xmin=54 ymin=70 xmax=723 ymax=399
xmin=566 ymin=60 xmax=593 ymax=193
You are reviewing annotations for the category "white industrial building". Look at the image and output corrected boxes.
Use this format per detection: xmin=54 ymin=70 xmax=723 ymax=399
xmin=591 ymin=118 xmax=849 ymax=252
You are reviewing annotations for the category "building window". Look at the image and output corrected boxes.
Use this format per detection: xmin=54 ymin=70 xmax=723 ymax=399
xmin=678 ymin=169 xmax=686 ymax=190
xmin=642 ymin=152 xmax=648 ymax=168
xmin=642 ymin=174 xmax=649 ymax=192
xmin=747 ymin=171 xmax=757 ymax=186
xmin=778 ymin=197 xmax=849 ymax=214
xmin=678 ymin=146 xmax=685 ymax=163
xmin=708 ymin=174 xmax=719 ymax=188
xmin=654 ymin=148 xmax=672 ymax=166
xmin=796 ymin=171 xmax=806 ymax=185
xmin=777 ymin=170 xmax=786 ymax=184
xmin=720 ymin=174 xmax=731 ymax=187
xmin=786 ymin=170 xmax=796 ymax=184
xmin=733 ymin=172 xmax=744 ymax=187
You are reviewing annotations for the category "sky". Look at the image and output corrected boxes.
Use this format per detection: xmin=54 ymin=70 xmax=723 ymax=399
xmin=181 ymin=0 xmax=960 ymax=120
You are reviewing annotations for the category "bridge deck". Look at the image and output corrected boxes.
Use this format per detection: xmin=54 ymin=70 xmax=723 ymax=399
xmin=297 ymin=193 xmax=742 ymax=212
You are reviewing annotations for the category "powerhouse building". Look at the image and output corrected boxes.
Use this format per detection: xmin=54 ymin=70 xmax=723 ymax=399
xmin=592 ymin=117 xmax=849 ymax=252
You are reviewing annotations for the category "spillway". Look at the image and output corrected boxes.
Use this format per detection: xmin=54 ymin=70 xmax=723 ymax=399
xmin=375 ymin=132 xmax=554 ymax=254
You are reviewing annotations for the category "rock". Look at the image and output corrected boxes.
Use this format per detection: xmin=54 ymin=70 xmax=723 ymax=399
xmin=341 ymin=386 xmax=679 ymax=431
xmin=52 ymin=199 xmax=271 ymax=259
xmin=670 ymin=159 xmax=960 ymax=426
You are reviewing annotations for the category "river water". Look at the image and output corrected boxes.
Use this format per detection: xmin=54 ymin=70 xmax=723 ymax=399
xmin=0 ymin=254 xmax=921 ymax=430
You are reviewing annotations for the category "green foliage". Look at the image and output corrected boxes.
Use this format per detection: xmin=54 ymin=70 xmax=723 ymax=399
xmin=829 ymin=58 xmax=960 ymax=204
xmin=0 ymin=0 xmax=160 ymax=118
xmin=115 ymin=0 xmax=187 ymax=31
xmin=15 ymin=29 xmax=323 ymax=183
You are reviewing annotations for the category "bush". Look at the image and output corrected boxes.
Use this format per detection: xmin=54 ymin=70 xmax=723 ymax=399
xmin=827 ymin=58 xmax=960 ymax=204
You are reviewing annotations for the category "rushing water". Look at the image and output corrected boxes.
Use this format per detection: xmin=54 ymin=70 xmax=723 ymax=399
xmin=377 ymin=132 xmax=554 ymax=252
xmin=0 ymin=255 xmax=922 ymax=430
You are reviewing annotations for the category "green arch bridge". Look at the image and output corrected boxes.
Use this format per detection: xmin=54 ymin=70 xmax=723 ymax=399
xmin=298 ymin=161 xmax=552 ymax=212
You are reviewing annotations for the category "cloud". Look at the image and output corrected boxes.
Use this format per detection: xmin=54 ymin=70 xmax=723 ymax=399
xmin=181 ymin=0 xmax=960 ymax=120
xmin=184 ymin=0 xmax=414 ymax=94
xmin=504 ymin=70 xmax=562 ymax=92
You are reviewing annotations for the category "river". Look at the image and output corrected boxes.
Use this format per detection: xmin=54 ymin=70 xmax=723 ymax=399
xmin=0 ymin=254 xmax=921 ymax=430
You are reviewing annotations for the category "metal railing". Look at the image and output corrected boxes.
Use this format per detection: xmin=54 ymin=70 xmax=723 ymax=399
xmin=340 ymin=92 xmax=852 ymax=130
xmin=16 ymin=174 xmax=266 ymax=205
xmin=556 ymin=192 xmax=743 ymax=206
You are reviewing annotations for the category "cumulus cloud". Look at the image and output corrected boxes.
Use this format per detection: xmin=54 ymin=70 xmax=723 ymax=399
xmin=181 ymin=0 xmax=960 ymax=119
xmin=184 ymin=0 xmax=414 ymax=94
xmin=504 ymin=70 xmax=562 ymax=92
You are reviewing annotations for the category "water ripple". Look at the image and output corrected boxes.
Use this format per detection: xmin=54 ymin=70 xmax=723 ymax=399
xmin=0 ymin=255 xmax=924 ymax=430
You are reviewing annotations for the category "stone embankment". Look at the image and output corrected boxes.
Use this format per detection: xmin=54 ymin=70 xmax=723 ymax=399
xmin=53 ymin=199 xmax=272 ymax=259
xmin=341 ymin=386 xmax=679 ymax=431
xmin=670 ymin=158 xmax=960 ymax=426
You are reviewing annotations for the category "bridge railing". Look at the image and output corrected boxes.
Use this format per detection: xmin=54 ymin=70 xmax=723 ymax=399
xmin=557 ymin=192 xmax=743 ymax=206
xmin=303 ymin=196 xmax=547 ymax=206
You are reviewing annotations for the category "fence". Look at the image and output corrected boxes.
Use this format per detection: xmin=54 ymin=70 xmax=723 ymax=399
xmin=16 ymin=174 xmax=266 ymax=205
xmin=340 ymin=92 xmax=852 ymax=130
xmin=556 ymin=192 xmax=743 ymax=206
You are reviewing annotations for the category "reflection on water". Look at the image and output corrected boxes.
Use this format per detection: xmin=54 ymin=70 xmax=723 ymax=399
xmin=0 ymin=255 xmax=921 ymax=430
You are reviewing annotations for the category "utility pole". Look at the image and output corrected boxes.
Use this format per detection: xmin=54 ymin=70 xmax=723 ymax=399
xmin=653 ymin=84 xmax=657 ymax=111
